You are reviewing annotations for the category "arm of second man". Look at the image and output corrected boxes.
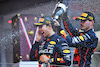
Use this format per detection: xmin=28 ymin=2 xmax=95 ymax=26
xmin=62 ymin=12 xmax=81 ymax=36
xmin=56 ymin=26 xmax=98 ymax=48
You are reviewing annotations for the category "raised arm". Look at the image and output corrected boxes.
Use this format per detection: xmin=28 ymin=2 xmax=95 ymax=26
xmin=55 ymin=26 xmax=98 ymax=48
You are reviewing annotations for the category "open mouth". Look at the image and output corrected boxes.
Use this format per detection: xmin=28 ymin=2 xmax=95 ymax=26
xmin=41 ymin=31 xmax=44 ymax=35
xmin=81 ymin=24 xmax=84 ymax=27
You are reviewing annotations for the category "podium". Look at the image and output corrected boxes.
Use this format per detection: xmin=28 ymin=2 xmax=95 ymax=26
xmin=12 ymin=14 xmax=41 ymax=63
xmin=19 ymin=61 xmax=39 ymax=67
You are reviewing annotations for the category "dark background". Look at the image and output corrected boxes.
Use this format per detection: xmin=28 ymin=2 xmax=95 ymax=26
xmin=0 ymin=0 xmax=54 ymax=15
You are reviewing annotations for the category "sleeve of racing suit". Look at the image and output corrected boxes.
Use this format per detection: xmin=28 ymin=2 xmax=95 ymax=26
xmin=56 ymin=26 xmax=98 ymax=48
xmin=49 ymin=41 xmax=71 ymax=66
xmin=62 ymin=12 xmax=81 ymax=36
xmin=66 ymin=33 xmax=98 ymax=48
xmin=30 ymin=41 xmax=41 ymax=61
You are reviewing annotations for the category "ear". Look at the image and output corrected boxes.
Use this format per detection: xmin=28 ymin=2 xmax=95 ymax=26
xmin=48 ymin=24 xmax=52 ymax=29
xmin=91 ymin=20 xmax=94 ymax=25
xmin=48 ymin=24 xmax=52 ymax=27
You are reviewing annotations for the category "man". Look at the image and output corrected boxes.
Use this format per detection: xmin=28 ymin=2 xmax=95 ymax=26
xmin=54 ymin=11 xmax=98 ymax=67
xmin=30 ymin=16 xmax=71 ymax=67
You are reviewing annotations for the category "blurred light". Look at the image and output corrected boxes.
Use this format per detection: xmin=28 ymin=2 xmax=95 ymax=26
xmin=73 ymin=16 xmax=79 ymax=20
xmin=34 ymin=17 xmax=37 ymax=22
xmin=8 ymin=20 xmax=12 ymax=23
xmin=24 ymin=17 xmax=27 ymax=21
xmin=41 ymin=14 xmax=44 ymax=17
xmin=27 ymin=30 xmax=34 ymax=35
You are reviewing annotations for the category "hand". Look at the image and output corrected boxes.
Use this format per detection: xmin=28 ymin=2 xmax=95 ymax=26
xmin=52 ymin=2 xmax=68 ymax=20
xmin=36 ymin=28 xmax=42 ymax=41
xmin=41 ymin=55 xmax=50 ymax=63
xmin=53 ymin=19 xmax=60 ymax=26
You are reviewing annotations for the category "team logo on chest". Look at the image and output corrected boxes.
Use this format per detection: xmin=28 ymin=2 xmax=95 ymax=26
xmin=39 ymin=41 xmax=56 ymax=54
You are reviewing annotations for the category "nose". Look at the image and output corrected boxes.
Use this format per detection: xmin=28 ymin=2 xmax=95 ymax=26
xmin=80 ymin=21 xmax=83 ymax=24
xmin=80 ymin=20 xmax=85 ymax=24
xmin=39 ymin=27 xmax=42 ymax=32
xmin=39 ymin=27 xmax=41 ymax=31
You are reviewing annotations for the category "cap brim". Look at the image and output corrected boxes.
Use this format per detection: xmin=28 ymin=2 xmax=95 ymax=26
xmin=33 ymin=23 xmax=44 ymax=26
xmin=75 ymin=17 xmax=86 ymax=21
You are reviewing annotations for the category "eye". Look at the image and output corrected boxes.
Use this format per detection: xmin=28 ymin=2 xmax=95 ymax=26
xmin=81 ymin=20 xmax=86 ymax=23
xmin=39 ymin=25 xmax=42 ymax=28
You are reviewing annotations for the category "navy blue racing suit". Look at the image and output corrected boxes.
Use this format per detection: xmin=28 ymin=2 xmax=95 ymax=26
xmin=56 ymin=19 xmax=98 ymax=67
xmin=30 ymin=33 xmax=71 ymax=66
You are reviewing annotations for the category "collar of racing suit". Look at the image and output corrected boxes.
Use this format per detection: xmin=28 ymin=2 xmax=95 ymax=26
xmin=45 ymin=33 xmax=57 ymax=42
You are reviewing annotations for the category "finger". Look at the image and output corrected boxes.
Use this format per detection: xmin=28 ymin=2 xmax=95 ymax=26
xmin=53 ymin=19 xmax=59 ymax=24
xmin=53 ymin=19 xmax=57 ymax=22
xmin=66 ymin=6 xmax=68 ymax=9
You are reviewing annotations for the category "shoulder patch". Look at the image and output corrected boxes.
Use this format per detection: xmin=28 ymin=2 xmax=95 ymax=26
xmin=60 ymin=30 xmax=67 ymax=37
xmin=79 ymin=36 xmax=84 ymax=41
xmin=49 ymin=41 xmax=56 ymax=45
xmin=79 ymin=29 xmax=81 ymax=32
xmin=63 ymin=49 xmax=70 ymax=53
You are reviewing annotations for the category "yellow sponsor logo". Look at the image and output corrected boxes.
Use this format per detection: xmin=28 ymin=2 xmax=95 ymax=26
xmin=40 ymin=18 xmax=44 ymax=22
xmin=81 ymin=13 xmax=88 ymax=17
xmin=50 ymin=41 xmax=56 ymax=45
xmin=79 ymin=36 xmax=84 ymax=41
xmin=89 ymin=16 xmax=93 ymax=20
xmin=60 ymin=30 xmax=67 ymax=37
xmin=52 ymin=58 xmax=54 ymax=62
xmin=77 ymin=17 xmax=86 ymax=20
xmin=79 ymin=29 xmax=81 ymax=32
xmin=57 ymin=58 xmax=63 ymax=61
xmin=34 ymin=23 xmax=43 ymax=25
xmin=63 ymin=49 xmax=70 ymax=53
xmin=45 ymin=20 xmax=51 ymax=24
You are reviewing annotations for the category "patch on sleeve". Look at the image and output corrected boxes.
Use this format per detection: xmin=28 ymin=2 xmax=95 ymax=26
xmin=63 ymin=49 xmax=70 ymax=53
xmin=60 ymin=30 xmax=67 ymax=37
xmin=79 ymin=36 xmax=84 ymax=41
xmin=49 ymin=41 xmax=56 ymax=45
